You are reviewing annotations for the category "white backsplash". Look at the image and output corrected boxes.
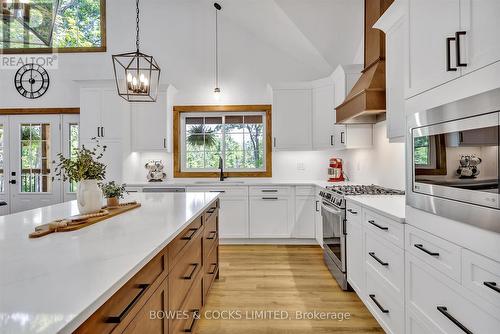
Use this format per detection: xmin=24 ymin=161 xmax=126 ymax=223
xmin=123 ymin=121 xmax=406 ymax=190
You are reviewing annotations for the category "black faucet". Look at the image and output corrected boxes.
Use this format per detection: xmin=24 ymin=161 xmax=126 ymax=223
xmin=218 ymin=156 xmax=226 ymax=181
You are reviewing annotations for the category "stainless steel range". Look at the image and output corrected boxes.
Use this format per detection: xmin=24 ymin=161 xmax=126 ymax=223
xmin=319 ymin=185 xmax=404 ymax=290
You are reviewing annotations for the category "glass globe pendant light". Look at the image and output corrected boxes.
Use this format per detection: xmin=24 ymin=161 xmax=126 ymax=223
xmin=112 ymin=0 xmax=160 ymax=102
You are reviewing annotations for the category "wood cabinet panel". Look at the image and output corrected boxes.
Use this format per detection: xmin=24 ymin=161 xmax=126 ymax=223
xmin=168 ymin=216 xmax=203 ymax=270
xmin=171 ymin=274 xmax=203 ymax=334
xmin=203 ymin=244 xmax=219 ymax=301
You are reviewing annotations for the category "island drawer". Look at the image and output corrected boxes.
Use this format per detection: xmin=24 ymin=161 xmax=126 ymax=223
xmin=204 ymin=199 xmax=219 ymax=222
xmin=203 ymin=245 xmax=219 ymax=301
xmin=249 ymin=186 xmax=292 ymax=196
xmin=168 ymin=216 xmax=203 ymax=269
xmin=75 ymin=248 xmax=168 ymax=334
xmin=169 ymin=229 xmax=203 ymax=312
xmin=203 ymin=213 xmax=218 ymax=257
xmin=171 ymin=274 xmax=203 ymax=334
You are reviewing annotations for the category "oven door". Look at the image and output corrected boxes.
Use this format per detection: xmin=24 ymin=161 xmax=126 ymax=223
xmin=321 ymin=201 xmax=346 ymax=272
xmin=411 ymin=111 xmax=499 ymax=209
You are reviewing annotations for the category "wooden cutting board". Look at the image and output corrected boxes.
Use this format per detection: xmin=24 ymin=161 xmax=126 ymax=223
xmin=29 ymin=202 xmax=141 ymax=238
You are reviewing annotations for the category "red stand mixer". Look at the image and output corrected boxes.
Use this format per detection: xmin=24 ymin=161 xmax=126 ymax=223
xmin=328 ymin=158 xmax=345 ymax=182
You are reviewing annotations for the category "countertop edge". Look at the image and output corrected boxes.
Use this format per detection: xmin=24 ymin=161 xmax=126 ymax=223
xmin=59 ymin=194 xmax=221 ymax=334
xmin=345 ymin=196 xmax=406 ymax=223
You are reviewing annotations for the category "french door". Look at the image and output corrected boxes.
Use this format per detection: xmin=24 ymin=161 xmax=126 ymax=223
xmin=0 ymin=116 xmax=10 ymax=215
xmin=8 ymin=115 xmax=62 ymax=213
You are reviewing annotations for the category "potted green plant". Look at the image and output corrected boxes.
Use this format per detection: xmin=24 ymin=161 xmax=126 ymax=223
xmin=101 ymin=181 xmax=128 ymax=207
xmin=54 ymin=140 xmax=107 ymax=214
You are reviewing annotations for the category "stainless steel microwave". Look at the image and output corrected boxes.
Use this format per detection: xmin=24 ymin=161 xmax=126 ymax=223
xmin=407 ymin=89 xmax=500 ymax=233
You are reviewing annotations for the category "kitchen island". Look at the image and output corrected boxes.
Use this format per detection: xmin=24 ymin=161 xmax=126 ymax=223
xmin=0 ymin=192 xmax=220 ymax=334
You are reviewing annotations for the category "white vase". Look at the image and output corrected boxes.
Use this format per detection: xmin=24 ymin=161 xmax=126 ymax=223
xmin=77 ymin=180 xmax=103 ymax=214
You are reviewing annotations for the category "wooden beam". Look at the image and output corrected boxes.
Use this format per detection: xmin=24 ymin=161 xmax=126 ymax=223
xmin=0 ymin=108 xmax=80 ymax=115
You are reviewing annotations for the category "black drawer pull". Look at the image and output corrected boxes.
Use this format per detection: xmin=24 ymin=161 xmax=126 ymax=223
xmin=368 ymin=220 xmax=388 ymax=231
xmin=209 ymin=263 xmax=218 ymax=275
xmin=347 ymin=209 xmax=358 ymax=215
xmin=369 ymin=252 xmax=389 ymax=266
xmin=414 ymin=244 xmax=440 ymax=257
xmin=437 ymin=306 xmax=473 ymax=334
xmin=262 ymin=189 xmax=278 ymax=193
xmin=207 ymin=231 xmax=217 ymax=240
xmin=484 ymin=281 xmax=500 ymax=294
xmin=369 ymin=294 xmax=389 ymax=314
xmin=106 ymin=283 xmax=150 ymax=323
xmin=209 ymin=190 xmax=225 ymax=193
xmin=183 ymin=309 xmax=200 ymax=332
xmin=181 ymin=228 xmax=198 ymax=240
xmin=262 ymin=197 xmax=278 ymax=200
xmin=182 ymin=263 xmax=198 ymax=280
xmin=206 ymin=207 xmax=217 ymax=214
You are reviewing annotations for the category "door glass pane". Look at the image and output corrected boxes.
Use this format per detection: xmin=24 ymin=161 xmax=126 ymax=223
xmin=69 ymin=123 xmax=79 ymax=192
xmin=20 ymin=124 xmax=52 ymax=193
xmin=0 ymin=125 xmax=4 ymax=193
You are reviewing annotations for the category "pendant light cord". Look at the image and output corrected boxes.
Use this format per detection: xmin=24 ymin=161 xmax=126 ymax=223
xmin=215 ymin=5 xmax=219 ymax=89
xmin=136 ymin=0 xmax=140 ymax=53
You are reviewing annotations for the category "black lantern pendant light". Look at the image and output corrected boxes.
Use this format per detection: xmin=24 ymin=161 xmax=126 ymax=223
xmin=213 ymin=3 xmax=222 ymax=98
xmin=112 ymin=0 xmax=160 ymax=102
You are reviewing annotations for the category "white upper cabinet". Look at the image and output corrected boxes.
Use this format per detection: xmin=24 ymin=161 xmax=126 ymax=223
xmin=406 ymin=0 xmax=500 ymax=98
xmin=460 ymin=0 xmax=500 ymax=74
xmin=374 ymin=0 xmax=407 ymax=142
xmin=312 ymin=83 xmax=335 ymax=150
xmin=79 ymin=87 xmax=128 ymax=142
xmin=406 ymin=0 xmax=461 ymax=97
xmin=131 ymin=89 xmax=169 ymax=151
xmin=272 ymin=88 xmax=313 ymax=151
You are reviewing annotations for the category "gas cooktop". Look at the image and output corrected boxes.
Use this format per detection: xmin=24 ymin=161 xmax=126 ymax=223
xmin=325 ymin=184 xmax=405 ymax=196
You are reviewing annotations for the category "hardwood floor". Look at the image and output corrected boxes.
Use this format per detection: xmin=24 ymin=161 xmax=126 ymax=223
xmin=196 ymin=245 xmax=383 ymax=334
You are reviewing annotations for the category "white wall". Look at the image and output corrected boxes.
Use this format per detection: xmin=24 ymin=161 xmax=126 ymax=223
xmin=0 ymin=0 xmax=355 ymax=108
xmin=124 ymin=121 xmax=406 ymax=190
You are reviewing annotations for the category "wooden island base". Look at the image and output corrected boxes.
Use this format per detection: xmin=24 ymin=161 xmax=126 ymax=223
xmin=75 ymin=199 xmax=220 ymax=334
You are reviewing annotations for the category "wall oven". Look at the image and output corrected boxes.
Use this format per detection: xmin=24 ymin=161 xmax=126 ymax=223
xmin=407 ymin=88 xmax=500 ymax=233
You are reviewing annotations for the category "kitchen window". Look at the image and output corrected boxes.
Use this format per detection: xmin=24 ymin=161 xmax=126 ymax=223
xmin=0 ymin=0 xmax=106 ymax=53
xmin=174 ymin=105 xmax=272 ymax=178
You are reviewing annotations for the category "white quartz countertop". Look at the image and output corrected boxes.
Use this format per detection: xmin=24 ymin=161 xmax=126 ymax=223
xmin=345 ymin=195 xmax=406 ymax=223
xmin=0 ymin=192 xmax=220 ymax=334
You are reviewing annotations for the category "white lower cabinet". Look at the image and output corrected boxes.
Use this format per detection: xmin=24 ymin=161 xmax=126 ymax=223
xmin=346 ymin=216 xmax=364 ymax=295
xmin=314 ymin=191 xmax=322 ymax=246
xmin=406 ymin=253 xmax=500 ymax=334
xmin=293 ymin=186 xmax=316 ymax=238
xmin=249 ymin=195 xmax=293 ymax=238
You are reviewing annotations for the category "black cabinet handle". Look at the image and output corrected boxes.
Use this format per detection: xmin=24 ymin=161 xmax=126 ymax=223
xmin=262 ymin=189 xmax=278 ymax=193
xmin=262 ymin=197 xmax=278 ymax=200
xmin=209 ymin=263 xmax=218 ymax=275
xmin=447 ymin=37 xmax=458 ymax=71
xmin=183 ymin=309 xmax=200 ymax=333
xmin=340 ymin=131 xmax=345 ymax=144
xmin=315 ymin=200 xmax=320 ymax=212
xmin=182 ymin=263 xmax=198 ymax=280
xmin=330 ymin=135 xmax=334 ymax=146
xmin=455 ymin=31 xmax=467 ymax=67
xmin=484 ymin=281 xmax=500 ymax=294
xmin=207 ymin=231 xmax=217 ymax=240
xmin=342 ymin=219 xmax=347 ymax=236
xmin=106 ymin=283 xmax=150 ymax=323
xmin=273 ymin=137 xmax=276 ymax=147
xmin=101 ymin=127 xmax=105 ymax=137
xmin=209 ymin=190 xmax=225 ymax=193
xmin=347 ymin=209 xmax=358 ymax=215
xmin=181 ymin=228 xmax=198 ymax=240
xmin=369 ymin=294 xmax=389 ymax=314
xmin=414 ymin=244 xmax=440 ymax=257
xmin=0 ymin=201 xmax=7 ymax=206
xmin=368 ymin=220 xmax=388 ymax=231
xmin=163 ymin=138 xmax=167 ymax=148
xmin=207 ymin=208 xmax=216 ymax=214
xmin=97 ymin=127 xmax=100 ymax=137
xmin=437 ymin=306 xmax=473 ymax=334
xmin=369 ymin=252 xmax=389 ymax=266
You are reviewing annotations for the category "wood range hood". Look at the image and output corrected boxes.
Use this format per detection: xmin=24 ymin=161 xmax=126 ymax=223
xmin=336 ymin=0 xmax=393 ymax=124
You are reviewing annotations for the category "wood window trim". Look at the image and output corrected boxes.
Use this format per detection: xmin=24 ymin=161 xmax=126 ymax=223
xmin=1 ymin=0 xmax=106 ymax=54
xmin=415 ymin=134 xmax=447 ymax=176
xmin=0 ymin=108 xmax=79 ymax=115
xmin=173 ymin=105 xmax=272 ymax=178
